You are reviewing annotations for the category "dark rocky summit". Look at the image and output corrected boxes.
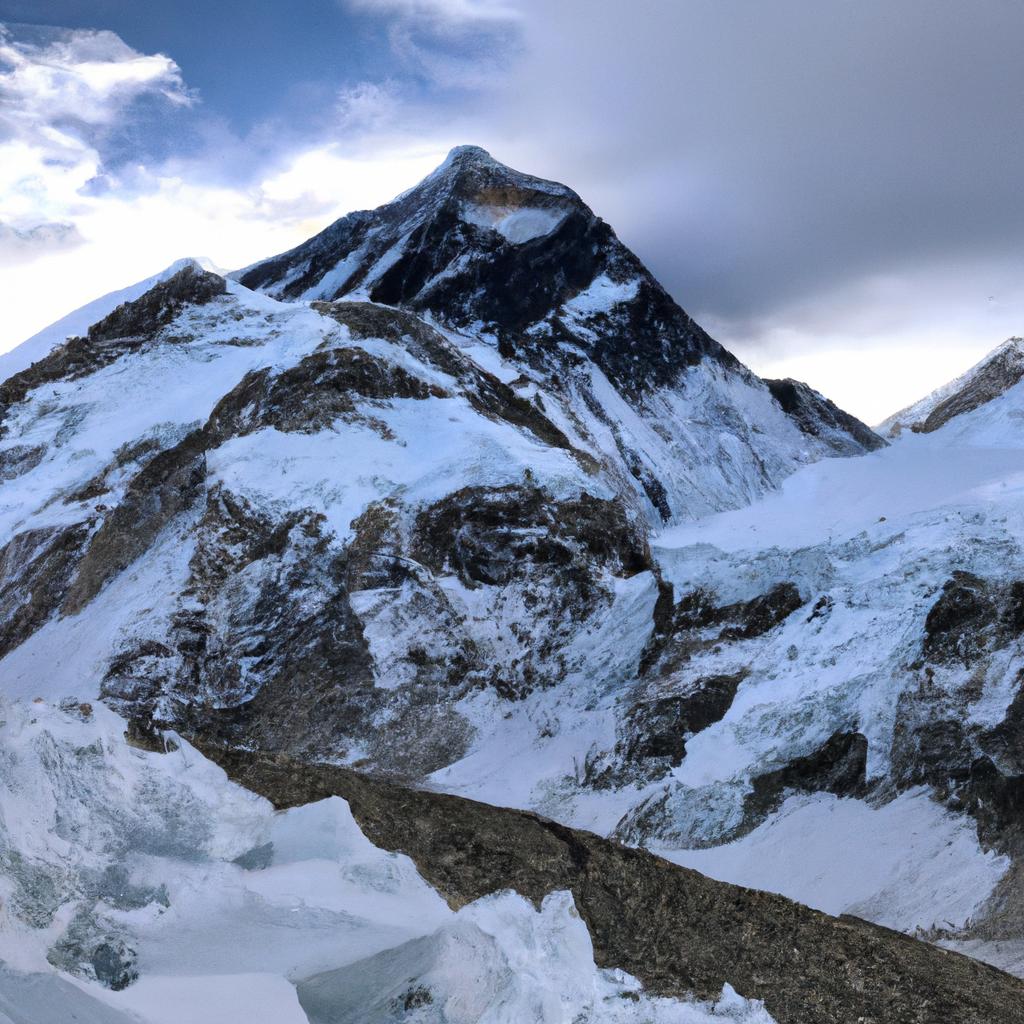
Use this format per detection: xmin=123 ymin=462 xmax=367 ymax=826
xmin=239 ymin=146 xmax=883 ymax=457
xmin=239 ymin=146 xmax=734 ymax=396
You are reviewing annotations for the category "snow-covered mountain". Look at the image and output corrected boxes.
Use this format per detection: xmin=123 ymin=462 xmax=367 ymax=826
xmin=238 ymin=145 xmax=885 ymax=523
xmin=1 ymin=147 xmax=1022 ymax=1021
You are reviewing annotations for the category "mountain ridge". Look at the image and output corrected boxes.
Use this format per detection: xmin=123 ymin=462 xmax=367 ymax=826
xmin=878 ymin=336 xmax=1024 ymax=437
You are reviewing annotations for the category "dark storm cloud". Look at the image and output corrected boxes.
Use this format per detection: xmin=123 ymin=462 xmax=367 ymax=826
xmin=475 ymin=0 xmax=1024 ymax=333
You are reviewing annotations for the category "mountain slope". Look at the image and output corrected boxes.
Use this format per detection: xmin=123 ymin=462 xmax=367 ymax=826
xmin=0 ymin=258 xmax=218 ymax=383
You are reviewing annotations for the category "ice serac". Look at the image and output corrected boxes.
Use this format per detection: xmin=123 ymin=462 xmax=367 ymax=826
xmin=238 ymin=145 xmax=883 ymax=523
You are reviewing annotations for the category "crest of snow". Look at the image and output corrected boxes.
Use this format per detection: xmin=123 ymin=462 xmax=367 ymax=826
xmin=461 ymin=202 xmax=567 ymax=244
xmin=659 ymin=789 xmax=1008 ymax=933
xmin=562 ymin=273 xmax=640 ymax=318
xmin=655 ymin=432 xmax=1024 ymax=555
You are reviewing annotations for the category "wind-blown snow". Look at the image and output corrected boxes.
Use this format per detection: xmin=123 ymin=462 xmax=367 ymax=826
xmin=562 ymin=274 xmax=640 ymax=317
xmin=0 ymin=259 xmax=218 ymax=380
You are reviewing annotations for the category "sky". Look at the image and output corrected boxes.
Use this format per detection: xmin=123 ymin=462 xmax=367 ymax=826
xmin=1 ymin=1 xmax=1022 ymax=423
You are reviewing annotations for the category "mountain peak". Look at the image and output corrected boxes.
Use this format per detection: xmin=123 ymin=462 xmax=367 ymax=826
xmin=442 ymin=143 xmax=501 ymax=168
xmin=407 ymin=143 xmax=577 ymax=209
xmin=878 ymin=335 xmax=1024 ymax=437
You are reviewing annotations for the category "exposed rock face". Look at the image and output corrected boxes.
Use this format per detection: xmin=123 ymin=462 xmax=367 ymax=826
xmin=622 ymin=672 xmax=745 ymax=769
xmin=239 ymin=146 xmax=732 ymax=395
xmin=766 ymin=377 xmax=887 ymax=454
xmin=0 ymin=523 xmax=93 ymax=658
xmin=640 ymin=582 xmax=805 ymax=678
xmin=62 ymin=431 xmax=208 ymax=616
xmin=742 ymin=731 xmax=869 ymax=831
xmin=199 ymin=743 xmax=1024 ymax=1024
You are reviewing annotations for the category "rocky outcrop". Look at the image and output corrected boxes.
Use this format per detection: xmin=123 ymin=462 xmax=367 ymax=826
xmin=640 ymin=582 xmax=804 ymax=677
xmin=198 ymin=743 xmax=1024 ymax=1024
xmin=766 ymin=378 xmax=887 ymax=454
xmin=741 ymin=731 xmax=869 ymax=831
xmin=0 ymin=523 xmax=93 ymax=657
xmin=886 ymin=573 xmax=1024 ymax=863
xmin=618 ymin=671 xmax=746 ymax=772
xmin=921 ymin=572 xmax=1024 ymax=667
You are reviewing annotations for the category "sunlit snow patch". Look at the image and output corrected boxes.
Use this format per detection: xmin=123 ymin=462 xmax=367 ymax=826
xmin=562 ymin=274 xmax=640 ymax=318
xmin=461 ymin=203 xmax=567 ymax=244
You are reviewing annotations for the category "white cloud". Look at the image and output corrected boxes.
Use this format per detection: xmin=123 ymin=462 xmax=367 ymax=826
xmin=0 ymin=24 xmax=454 ymax=353
xmin=0 ymin=26 xmax=190 ymax=127
xmin=0 ymin=26 xmax=191 ymax=232
xmin=345 ymin=0 xmax=520 ymax=25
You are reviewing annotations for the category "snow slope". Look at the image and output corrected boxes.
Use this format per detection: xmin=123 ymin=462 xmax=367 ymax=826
xmin=877 ymin=336 xmax=1024 ymax=438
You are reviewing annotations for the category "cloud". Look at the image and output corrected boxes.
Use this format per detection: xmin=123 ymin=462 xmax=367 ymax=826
xmin=343 ymin=0 xmax=521 ymax=88
xmin=0 ymin=24 xmax=192 ymax=230
xmin=440 ymin=0 xmax=1024 ymax=418
xmin=345 ymin=0 xmax=520 ymax=25
xmin=0 ymin=25 xmax=191 ymax=128
xmin=0 ymin=22 xmax=452 ymax=352
xmin=0 ymin=219 xmax=84 ymax=265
